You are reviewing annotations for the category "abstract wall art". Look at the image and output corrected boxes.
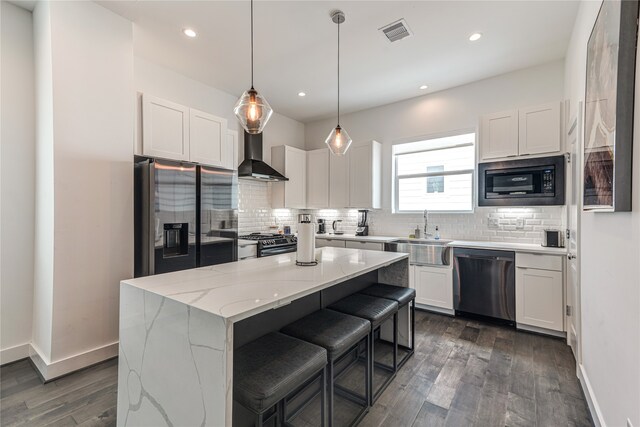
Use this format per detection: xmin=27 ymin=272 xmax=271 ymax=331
xmin=583 ymin=0 xmax=639 ymax=211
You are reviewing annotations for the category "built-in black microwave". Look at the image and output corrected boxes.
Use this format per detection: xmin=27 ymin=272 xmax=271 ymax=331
xmin=478 ymin=155 xmax=565 ymax=206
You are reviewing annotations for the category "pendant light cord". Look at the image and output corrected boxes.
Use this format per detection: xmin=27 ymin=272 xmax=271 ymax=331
xmin=337 ymin=17 xmax=340 ymax=126
xmin=250 ymin=0 xmax=254 ymax=88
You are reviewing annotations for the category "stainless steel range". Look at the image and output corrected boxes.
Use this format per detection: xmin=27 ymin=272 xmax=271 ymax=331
xmin=238 ymin=233 xmax=297 ymax=257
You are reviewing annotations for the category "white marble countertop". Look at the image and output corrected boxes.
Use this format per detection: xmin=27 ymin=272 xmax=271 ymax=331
xmin=449 ymin=240 xmax=567 ymax=255
xmin=314 ymin=233 xmax=566 ymax=255
xmin=315 ymin=233 xmax=399 ymax=243
xmin=121 ymin=247 xmax=408 ymax=322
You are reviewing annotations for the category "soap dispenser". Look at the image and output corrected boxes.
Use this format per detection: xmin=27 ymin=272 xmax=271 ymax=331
xmin=434 ymin=226 xmax=441 ymax=240
xmin=414 ymin=225 xmax=421 ymax=239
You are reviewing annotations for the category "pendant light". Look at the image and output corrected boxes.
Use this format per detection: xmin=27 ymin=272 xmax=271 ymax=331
xmin=234 ymin=0 xmax=273 ymax=134
xmin=325 ymin=10 xmax=352 ymax=156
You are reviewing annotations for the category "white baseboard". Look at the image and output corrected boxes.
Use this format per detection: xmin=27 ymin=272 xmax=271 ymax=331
xmin=29 ymin=341 xmax=118 ymax=381
xmin=516 ymin=323 xmax=566 ymax=338
xmin=0 ymin=343 xmax=31 ymax=365
xmin=578 ymin=363 xmax=606 ymax=427
xmin=415 ymin=303 xmax=455 ymax=316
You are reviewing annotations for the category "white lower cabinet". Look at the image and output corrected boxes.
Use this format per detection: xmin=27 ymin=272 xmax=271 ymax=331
xmin=344 ymin=241 xmax=384 ymax=251
xmin=515 ymin=254 xmax=564 ymax=332
xmin=316 ymin=238 xmax=346 ymax=248
xmin=238 ymin=244 xmax=257 ymax=260
xmin=411 ymin=265 xmax=453 ymax=310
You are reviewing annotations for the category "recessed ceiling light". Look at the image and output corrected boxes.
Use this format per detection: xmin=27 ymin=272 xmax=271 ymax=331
xmin=469 ymin=32 xmax=482 ymax=41
xmin=298 ymin=92 xmax=306 ymax=97
xmin=183 ymin=28 xmax=197 ymax=38
xmin=419 ymin=85 xmax=428 ymax=90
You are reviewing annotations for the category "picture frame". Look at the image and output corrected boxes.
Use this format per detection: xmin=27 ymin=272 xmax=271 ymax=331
xmin=583 ymin=0 xmax=639 ymax=212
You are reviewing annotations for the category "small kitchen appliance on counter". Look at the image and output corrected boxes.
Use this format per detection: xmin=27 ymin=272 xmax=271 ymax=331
xmin=296 ymin=214 xmax=317 ymax=266
xmin=356 ymin=210 xmax=369 ymax=236
xmin=542 ymin=229 xmax=564 ymax=248
xmin=332 ymin=220 xmax=344 ymax=235
xmin=317 ymin=218 xmax=326 ymax=234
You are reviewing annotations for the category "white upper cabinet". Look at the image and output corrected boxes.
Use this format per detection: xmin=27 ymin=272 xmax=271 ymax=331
xmin=223 ymin=129 xmax=239 ymax=170
xmin=141 ymin=94 xmax=237 ymax=170
xmin=189 ymin=108 xmax=227 ymax=168
xmin=479 ymin=102 xmax=563 ymax=162
xmin=142 ymin=95 xmax=190 ymax=160
xmin=479 ymin=109 xmax=519 ymax=160
xmin=518 ymin=102 xmax=562 ymax=156
xmin=329 ymin=152 xmax=349 ymax=208
xmin=271 ymin=145 xmax=307 ymax=209
xmin=306 ymin=148 xmax=329 ymax=209
xmin=349 ymin=141 xmax=381 ymax=209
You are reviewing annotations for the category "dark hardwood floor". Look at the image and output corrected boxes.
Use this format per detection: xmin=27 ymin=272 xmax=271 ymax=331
xmin=0 ymin=311 xmax=592 ymax=427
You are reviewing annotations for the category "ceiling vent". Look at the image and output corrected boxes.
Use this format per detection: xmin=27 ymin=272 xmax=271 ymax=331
xmin=379 ymin=19 xmax=413 ymax=43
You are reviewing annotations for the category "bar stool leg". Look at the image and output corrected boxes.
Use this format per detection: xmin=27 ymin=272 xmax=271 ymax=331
xmin=365 ymin=332 xmax=371 ymax=410
xmin=327 ymin=361 xmax=333 ymax=427
xmin=393 ymin=313 xmax=398 ymax=372
xmin=411 ymin=300 xmax=416 ymax=352
xmin=368 ymin=331 xmax=374 ymax=407
xmin=322 ymin=366 xmax=327 ymax=427
xmin=277 ymin=401 xmax=285 ymax=426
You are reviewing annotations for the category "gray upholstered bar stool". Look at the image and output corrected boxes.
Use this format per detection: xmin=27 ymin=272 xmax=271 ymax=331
xmin=234 ymin=332 xmax=328 ymax=427
xmin=359 ymin=283 xmax=416 ymax=368
xmin=328 ymin=294 xmax=399 ymax=405
xmin=281 ymin=309 xmax=371 ymax=427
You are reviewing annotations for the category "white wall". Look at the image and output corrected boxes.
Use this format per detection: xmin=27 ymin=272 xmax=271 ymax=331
xmin=32 ymin=0 xmax=55 ymax=365
xmin=565 ymin=2 xmax=640 ymax=426
xmin=305 ymin=60 xmax=566 ymax=241
xmin=31 ymin=0 xmax=134 ymax=378
xmin=0 ymin=1 xmax=36 ymax=364
xmin=133 ymin=56 xmax=305 ymax=164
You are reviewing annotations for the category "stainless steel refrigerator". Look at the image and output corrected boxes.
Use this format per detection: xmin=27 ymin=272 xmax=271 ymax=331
xmin=134 ymin=157 xmax=238 ymax=277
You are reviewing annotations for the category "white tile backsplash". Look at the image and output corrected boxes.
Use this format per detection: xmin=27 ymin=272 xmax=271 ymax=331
xmin=239 ymin=182 xmax=565 ymax=244
xmin=238 ymin=181 xmax=300 ymax=235
xmin=314 ymin=206 xmax=565 ymax=244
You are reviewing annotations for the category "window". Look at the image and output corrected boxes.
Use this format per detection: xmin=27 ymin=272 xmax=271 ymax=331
xmin=393 ymin=132 xmax=475 ymax=212
xmin=426 ymin=166 xmax=444 ymax=193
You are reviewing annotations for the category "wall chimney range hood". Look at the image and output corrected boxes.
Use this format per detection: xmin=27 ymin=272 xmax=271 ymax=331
xmin=237 ymin=131 xmax=288 ymax=181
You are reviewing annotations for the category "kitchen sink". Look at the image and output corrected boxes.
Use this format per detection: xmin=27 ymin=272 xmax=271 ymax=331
xmin=385 ymin=239 xmax=452 ymax=266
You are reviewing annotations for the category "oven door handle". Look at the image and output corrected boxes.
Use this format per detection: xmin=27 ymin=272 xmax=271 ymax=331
xmin=260 ymin=246 xmax=296 ymax=256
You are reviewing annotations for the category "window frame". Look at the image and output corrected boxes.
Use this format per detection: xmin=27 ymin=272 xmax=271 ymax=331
xmin=392 ymin=131 xmax=476 ymax=214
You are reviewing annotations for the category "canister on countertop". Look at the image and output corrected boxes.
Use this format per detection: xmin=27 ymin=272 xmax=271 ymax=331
xmin=296 ymin=214 xmax=317 ymax=266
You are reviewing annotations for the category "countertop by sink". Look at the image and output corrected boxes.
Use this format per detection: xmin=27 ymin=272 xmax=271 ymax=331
xmin=448 ymin=240 xmax=567 ymax=255
xmin=314 ymin=233 xmax=567 ymax=255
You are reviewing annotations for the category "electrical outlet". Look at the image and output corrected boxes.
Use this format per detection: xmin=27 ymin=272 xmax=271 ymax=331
xmin=516 ymin=218 xmax=525 ymax=229
xmin=488 ymin=217 xmax=499 ymax=228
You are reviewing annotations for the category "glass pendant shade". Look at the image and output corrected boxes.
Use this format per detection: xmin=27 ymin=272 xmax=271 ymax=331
xmin=234 ymin=88 xmax=273 ymax=134
xmin=325 ymin=125 xmax=352 ymax=156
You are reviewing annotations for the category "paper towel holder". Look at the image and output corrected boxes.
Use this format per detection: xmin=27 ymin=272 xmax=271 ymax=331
xmin=296 ymin=214 xmax=318 ymax=266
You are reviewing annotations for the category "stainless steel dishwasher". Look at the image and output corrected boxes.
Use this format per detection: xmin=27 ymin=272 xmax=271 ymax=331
xmin=453 ymin=248 xmax=515 ymax=323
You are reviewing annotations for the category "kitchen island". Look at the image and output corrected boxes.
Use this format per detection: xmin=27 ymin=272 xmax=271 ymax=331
xmin=117 ymin=247 xmax=409 ymax=427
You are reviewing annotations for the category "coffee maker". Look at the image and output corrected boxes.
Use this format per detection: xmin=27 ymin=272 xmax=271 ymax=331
xmin=356 ymin=210 xmax=369 ymax=236
xmin=317 ymin=218 xmax=326 ymax=234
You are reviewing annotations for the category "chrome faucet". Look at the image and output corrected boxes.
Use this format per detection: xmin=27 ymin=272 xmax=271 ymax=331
xmin=423 ymin=210 xmax=433 ymax=239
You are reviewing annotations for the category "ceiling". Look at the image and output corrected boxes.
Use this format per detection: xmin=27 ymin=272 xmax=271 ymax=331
xmin=98 ymin=1 xmax=579 ymax=123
